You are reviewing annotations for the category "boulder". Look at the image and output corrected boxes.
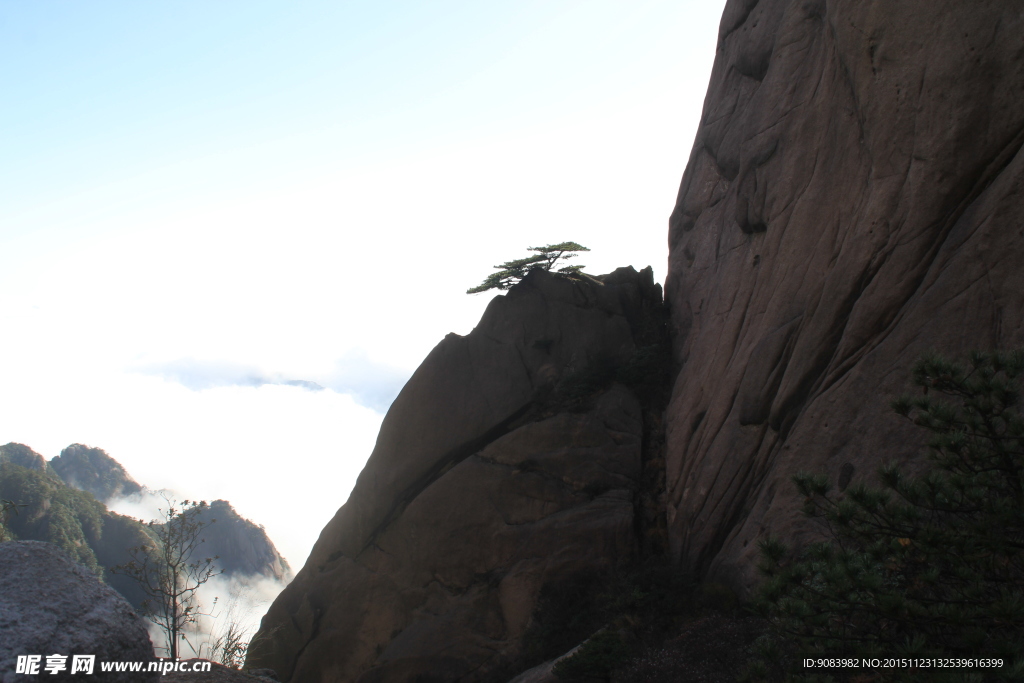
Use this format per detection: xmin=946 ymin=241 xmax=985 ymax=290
xmin=247 ymin=268 xmax=664 ymax=682
xmin=664 ymin=0 xmax=1024 ymax=593
xmin=0 ymin=541 xmax=156 ymax=682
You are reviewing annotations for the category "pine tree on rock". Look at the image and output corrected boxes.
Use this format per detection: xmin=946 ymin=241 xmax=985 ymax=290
xmin=467 ymin=242 xmax=590 ymax=294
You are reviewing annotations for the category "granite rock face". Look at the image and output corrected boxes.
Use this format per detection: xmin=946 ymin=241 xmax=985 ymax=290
xmin=664 ymin=0 xmax=1024 ymax=593
xmin=0 ymin=541 xmax=157 ymax=683
xmin=247 ymin=268 xmax=665 ymax=682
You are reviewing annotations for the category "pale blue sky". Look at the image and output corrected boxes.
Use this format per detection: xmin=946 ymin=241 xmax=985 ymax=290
xmin=2 ymin=2 xmax=722 ymax=267
xmin=0 ymin=1 xmax=725 ymax=572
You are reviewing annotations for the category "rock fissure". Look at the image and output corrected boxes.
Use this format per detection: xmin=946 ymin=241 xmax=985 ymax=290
xmin=356 ymin=400 xmax=537 ymax=559
xmin=823 ymin=123 xmax=1024 ymax=397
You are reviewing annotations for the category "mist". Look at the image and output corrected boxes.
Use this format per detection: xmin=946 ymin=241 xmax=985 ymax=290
xmin=106 ymin=489 xmax=294 ymax=662
xmin=135 ymin=350 xmax=411 ymax=413
xmin=143 ymin=572 xmax=290 ymax=662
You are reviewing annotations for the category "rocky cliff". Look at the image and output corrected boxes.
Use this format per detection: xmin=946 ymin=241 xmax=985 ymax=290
xmin=246 ymin=2 xmax=1024 ymax=678
xmin=247 ymin=267 xmax=669 ymax=682
xmin=664 ymin=0 xmax=1024 ymax=593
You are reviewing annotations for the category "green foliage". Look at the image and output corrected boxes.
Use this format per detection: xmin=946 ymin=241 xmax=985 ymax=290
xmin=49 ymin=444 xmax=143 ymax=500
xmin=113 ymin=498 xmax=222 ymax=659
xmin=751 ymin=349 xmax=1024 ymax=682
xmin=0 ymin=460 xmax=160 ymax=606
xmin=0 ymin=443 xmax=55 ymax=476
xmin=466 ymin=242 xmax=590 ymax=294
xmin=0 ymin=461 xmax=106 ymax=573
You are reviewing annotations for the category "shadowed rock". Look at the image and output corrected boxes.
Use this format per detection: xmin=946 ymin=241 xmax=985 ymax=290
xmin=247 ymin=268 xmax=664 ymax=682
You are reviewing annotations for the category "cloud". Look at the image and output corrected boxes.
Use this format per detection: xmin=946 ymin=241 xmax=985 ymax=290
xmin=318 ymin=350 xmax=410 ymax=413
xmin=106 ymin=488 xmax=177 ymax=522
xmin=134 ymin=351 xmax=410 ymax=414
xmin=106 ymin=490 xmax=293 ymax=660
xmin=145 ymin=571 xmax=290 ymax=660
xmin=133 ymin=358 xmax=318 ymax=392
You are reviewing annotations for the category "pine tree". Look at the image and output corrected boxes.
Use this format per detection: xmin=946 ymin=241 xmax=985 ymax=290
xmin=750 ymin=350 xmax=1024 ymax=682
xmin=466 ymin=242 xmax=590 ymax=294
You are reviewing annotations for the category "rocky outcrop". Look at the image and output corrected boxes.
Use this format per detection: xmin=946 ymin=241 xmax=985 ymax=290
xmin=0 ymin=541 xmax=157 ymax=683
xmin=247 ymin=267 xmax=667 ymax=682
xmin=196 ymin=500 xmax=290 ymax=580
xmin=664 ymin=0 xmax=1024 ymax=593
xmin=50 ymin=444 xmax=144 ymax=501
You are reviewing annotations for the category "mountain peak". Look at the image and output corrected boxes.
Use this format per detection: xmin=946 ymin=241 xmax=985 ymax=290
xmin=49 ymin=444 xmax=143 ymax=502
xmin=0 ymin=443 xmax=50 ymax=474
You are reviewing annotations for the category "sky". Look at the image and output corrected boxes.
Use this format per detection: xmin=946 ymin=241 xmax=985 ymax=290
xmin=0 ymin=1 xmax=726 ymax=581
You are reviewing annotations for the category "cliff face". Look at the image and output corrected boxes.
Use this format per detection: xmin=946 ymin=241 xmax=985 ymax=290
xmin=248 ymin=268 xmax=667 ymax=682
xmin=664 ymin=0 xmax=1024 ymax=592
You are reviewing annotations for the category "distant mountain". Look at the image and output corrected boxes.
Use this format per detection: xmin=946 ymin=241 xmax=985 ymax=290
xmin=49 ymin=444 xmax=143 ymax=501
xmin=0 ymin=442 xmax=290 ymax=610
xmin=0 ymin=443 xmax=55 ymax=476
xmin=0 ymin=457 xmax=157 ymax=606
xmin=197 ymin=500 xmax=290 ymax=580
